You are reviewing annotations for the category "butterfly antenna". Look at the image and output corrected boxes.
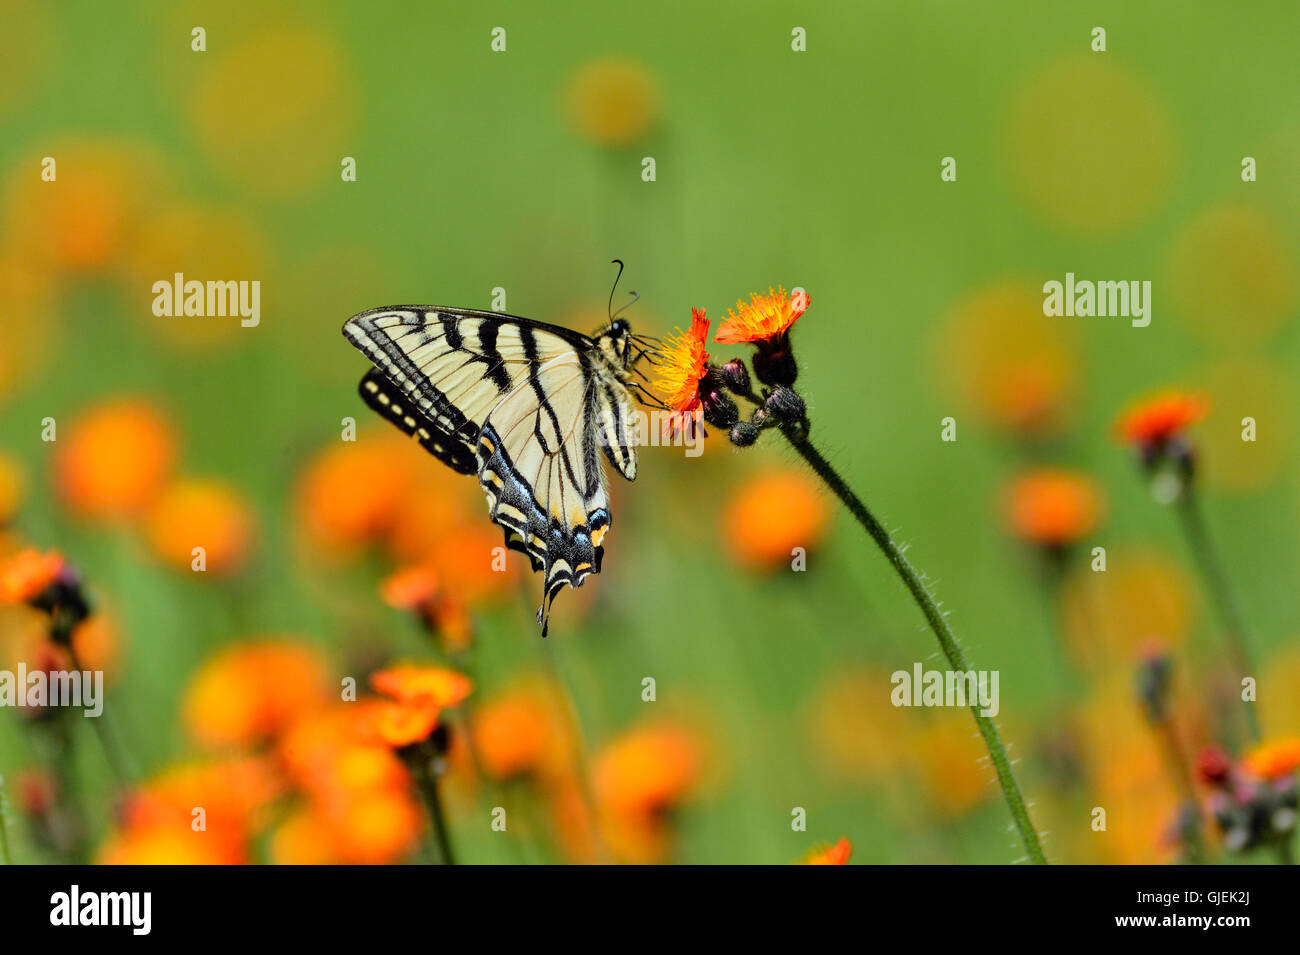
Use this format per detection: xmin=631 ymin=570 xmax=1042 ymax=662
xmin=608 ymin=259 xmax=626 ymax=323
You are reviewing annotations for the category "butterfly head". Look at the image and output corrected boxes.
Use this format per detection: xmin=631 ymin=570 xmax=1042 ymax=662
xmin=595 ymin=318 xmax=635 ymax=370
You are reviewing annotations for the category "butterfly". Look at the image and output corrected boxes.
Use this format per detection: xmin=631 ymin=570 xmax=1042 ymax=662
xmin=342 ymin=294 xmax=660 ymax=636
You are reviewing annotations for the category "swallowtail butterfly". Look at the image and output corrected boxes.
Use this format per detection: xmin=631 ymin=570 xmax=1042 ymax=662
xmin=342 ymin=300 xmax=658 ymax=636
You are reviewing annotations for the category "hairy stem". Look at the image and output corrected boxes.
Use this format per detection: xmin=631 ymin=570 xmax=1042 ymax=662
xmin=1174 ymin=492 xmax=1260 ymax=743
xmin=783 ymin=426 xmax=1048 ymax=864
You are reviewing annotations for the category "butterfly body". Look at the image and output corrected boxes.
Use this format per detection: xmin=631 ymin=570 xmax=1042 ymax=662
xmin=343 ymin=307 xmax=645 ymax=635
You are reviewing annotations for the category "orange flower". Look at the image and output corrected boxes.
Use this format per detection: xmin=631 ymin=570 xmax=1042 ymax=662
xmin=55 ymin=399 xmax=175 ymax=520
xmin=1242 ymin=737 xmax=1300 ymax=781
xmin=715 ymin=285 xmax=808 ymax=344
xmin=801 ymin=837 xmax=852 ymax=865
xmin=147 ymin=478 xmax=254 ymax=574
xmin=297 ymin=433 xmax=418 ymax=555
xmin=277 ymin=706 xmax=424 ymax=864
xmin=0 ymin=453 xmax=23 ymax=524
xmin=380 ymin=562 xmax=476 ymax=652
xmin=1002 ymin=468 xmax=1105 ymax=547
xmin=183 ymin=640 xmax=330 ymax=748
xmin=100 ymin=756 xmax=280 ymax=866
xmin=593 ymin=723 xmax=702 ymax=818
xmin=565 ymin=57 xmax=661 ymax=148
xmin=359 ymin=697 xmax=442 ymax=748
xmin=370 ymin=663 xmax=472 ymax=709
xmin=381 ymin=564 xmax=440 ymax=610
xmin=1115 ymin=390 xmax=1208 ymax=446
xmin=98 ymin=821 xmax=248 ymax=865
xmin=473 ymin=678 xmax=574 ymax=780
xmin=0 ymin=547 xmax=64 ymax=604
xmin=119 ymin=757 xmax=281 ymax=838
xmin=723 ymin=469 xmax=830 ymax=570
xmin=70 ymin=612 xmax=120 ymax=676
xmin=651 ymin=308 xmax=710 ymax=421
xmin=591 ymin=722 xmax=704 ymax=864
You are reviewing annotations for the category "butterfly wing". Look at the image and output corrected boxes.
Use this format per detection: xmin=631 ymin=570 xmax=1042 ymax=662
xmin=476 ymin=352 xmax=633 ymax=636
xmin=342 ymin=306 xmax=591 ymax=451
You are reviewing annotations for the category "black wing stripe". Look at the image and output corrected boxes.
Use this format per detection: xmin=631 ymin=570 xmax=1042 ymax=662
xmin=358 ymin=368 xmax=477 ymax=474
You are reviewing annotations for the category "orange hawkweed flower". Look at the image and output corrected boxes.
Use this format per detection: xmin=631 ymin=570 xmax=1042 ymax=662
xmin=297 ymin=434 xmax=418 ymax=555
xmin=473 ymin=678 xmax=575 ymax=780
xmin=801 ymin=837 xmax=852 ymax=865
xmin=1002 ymin=468 xmax=1105 ymax=547
xmin=591 ymin=722 xmax=704 ymax=864
xmin=0 ymin=453 xmax=23 ymax=525
xmin=652 ymin=308 xmax=711 ymax=424
xmin=182 ymin=640 xmax=330 ymax=748
xmin=380 ymin=562 xmax=475 ymax=652
xmin=277 ymin=706 xmax=424 ymax=864
xmin=55 ymin=399 xmax=175 ymax=520
xmin=565 ymin=57 xmax=660 ymax=148
xmin=381 ymin=564 xmax=440 ymax=610
xmin=370 ymin=663 xmax=473 ymax=709
xmin=1115 ymin=390 xmax=1208 ymax=447
xmin=1242 ymin=737 xmax=1300 ymax=782
xmin=0 ymin=548 xmax=64 ymax=604
xmin=147 ymin=478 xmax=254 ymax=574
xmin=359 ymin=697 xmax=442 ymax=749
xmin=592 ymin=724 xmax=702 ymax=815
xmin=724 ymin=469 xmax=830 ymax=570
xmin=715 ymin=285 xmax=809 ymax=345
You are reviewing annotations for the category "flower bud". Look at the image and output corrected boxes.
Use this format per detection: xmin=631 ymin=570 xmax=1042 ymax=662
xmin=720 ymin=359 xmax=751 ymax=395
xmin=729 ymin=421 xmax=760 ymax=446
xmin=764 ymin=385 xmax=805 ymax=424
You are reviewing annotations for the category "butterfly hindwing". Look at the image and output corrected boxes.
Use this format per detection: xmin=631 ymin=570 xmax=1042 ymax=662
xmin=475 ymin=352 xmax=617 ymax=636
xmin=358 ymin=368 xmax=477 ymax=474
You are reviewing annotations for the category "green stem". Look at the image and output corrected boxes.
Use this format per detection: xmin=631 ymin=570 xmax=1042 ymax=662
xmin=67 ymin=646 xmax=132 ymax=789
xmin=783 ymin=426 xmax=1048 ymax=864
xmin=413 ymin=754 xmax=456 ymax=865
xmin=0 ymin=776 xmax=13 ymax=864
xmin=1174 ymin=492 xmax=1260 ymax=742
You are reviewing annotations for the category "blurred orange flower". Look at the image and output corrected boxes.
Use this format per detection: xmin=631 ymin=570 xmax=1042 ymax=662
xmin=715 ymin=286 xmax=808 ymax=345
xmin=278 ymin=706 xmax=423 ymax=864
xmin=0 ymin=547 xmax=64 ymax=604
xmin=591 ymin=722 xmax=703 ymax=863
xmin=381 ymin=563 xmax=475 ymax=652
xmin=473 ymin=677 xmax=575 ymax=781
xmin=101 ymin=756 xmax=280 ymax=865
xmin=3 ymin=140 xmax=169 ymax=274
xmin=0 ymin=452 xmax=23 ymax=524
xmin=147 ymin=478 xmax=254 ymax=574
xmin=370 ymin=663 xmax=472 ymax=709
xmin=359 ymin=697 xmax=442 ymax=749
xmin=1002 ymin=468 xmax=1105 ymax=547
xmin=1242 ymin=737 xmax=1300 ymax=781
xmin=935 ymin=281 xmax=1079 ymax=438
xmin=297 ymin=434 xmax=417 ymax=555
xmin=565 ymin=57 xmax=660 ymax=148
xmin=55 ymin=398 xmax=175 ymax=520
xmin=802 ymin=837 xmax=852 ymax=865
xmin=724 ymin=468 xmax=830 ymax=570
xmin=1115 ymin=390 xmax=1208 ymax=447
xmin=183 ymin=640 xmax=330 ymax=748
xmin=69 ymin=612 xmax=120 ymax=676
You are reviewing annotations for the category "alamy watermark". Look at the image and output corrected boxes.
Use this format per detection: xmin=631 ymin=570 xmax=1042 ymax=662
xmin=891 ymin=663 xmax=999 ymax=717
xmin=151 ymin=272 xmax=260 ymax=327
xmin=0 ymin=665 xmax=103 ymax=717
xmin=1043 ymin=272 xmax=1151 ymax=327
